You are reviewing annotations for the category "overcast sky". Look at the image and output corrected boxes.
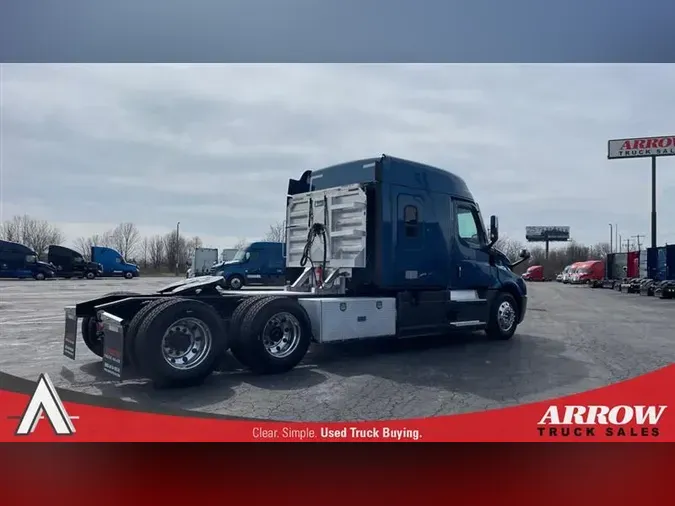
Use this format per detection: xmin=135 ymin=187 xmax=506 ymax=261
xmin=2 ymin=64 xmax=675 ymax=252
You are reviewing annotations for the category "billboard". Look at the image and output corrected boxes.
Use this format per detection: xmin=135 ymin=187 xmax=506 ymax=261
xmin=525 ymin=226 xmax=570 ymax=242
xmin=608 ymin=135 xmax=675 ymax=159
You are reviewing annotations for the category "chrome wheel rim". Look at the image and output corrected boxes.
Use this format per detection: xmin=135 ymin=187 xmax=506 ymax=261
xmin=262 ymin=312 xmax=301 ymax=359
xmin=497 ymin=301 xmax=516 ymax=332
xmin=161 ymin=317 xmax=212 ymax=370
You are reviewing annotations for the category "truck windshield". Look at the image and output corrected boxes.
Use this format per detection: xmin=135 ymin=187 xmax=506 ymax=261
xmin=232 ymin=249 xmax=248 ymax=262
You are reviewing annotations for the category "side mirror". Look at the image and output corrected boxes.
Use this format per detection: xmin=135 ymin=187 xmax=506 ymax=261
xmin=489 ymin=215 xmax=499 ymax=244
xmin=509 ymin=248 xmax=531 ymax=269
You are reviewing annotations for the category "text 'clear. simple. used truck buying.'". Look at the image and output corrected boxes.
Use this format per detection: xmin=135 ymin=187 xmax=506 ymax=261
xmin=62 ymin=155 xmax=531 ymax=387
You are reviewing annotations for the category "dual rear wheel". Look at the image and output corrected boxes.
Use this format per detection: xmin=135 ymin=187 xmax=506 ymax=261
xmin=82 ymin=293 xmax=312 ymax=387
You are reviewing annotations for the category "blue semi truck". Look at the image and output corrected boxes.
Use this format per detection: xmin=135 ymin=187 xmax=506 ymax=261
xmin=210 ymin=242 xmax=285 ymax=289
xmin=91 ymin=246 xmax=139 ymax=279
xmin=0 ymin=240 xmax=57 ymax=280
xmin=62 ymin=155 xmax=530 ymax=387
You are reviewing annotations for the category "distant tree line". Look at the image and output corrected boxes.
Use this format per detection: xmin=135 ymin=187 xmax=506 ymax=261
xmin=0 ymin=215 xmax=288 ymax=274
xmin=0 ymin=214 xmax=612 ymax=276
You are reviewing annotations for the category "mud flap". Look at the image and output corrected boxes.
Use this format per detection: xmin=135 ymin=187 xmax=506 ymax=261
xmin=100 ymin=312 xmax=125 ymax=378
xmin=63 ymin=306 xmax=77 ymax=360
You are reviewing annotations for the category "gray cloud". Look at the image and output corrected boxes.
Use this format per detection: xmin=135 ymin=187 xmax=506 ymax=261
xmin=2 ymin=64 xmax=675 ymax=251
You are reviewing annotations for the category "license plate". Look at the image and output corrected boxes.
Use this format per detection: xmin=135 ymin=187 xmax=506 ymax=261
xmin=63 ymin=306 xmax=77 ymax=360
xmin=101 ymin=312 xmax=125 ymax=379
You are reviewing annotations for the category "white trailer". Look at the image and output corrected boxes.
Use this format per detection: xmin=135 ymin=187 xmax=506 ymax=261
xmin=187 ymin=248 xmax=219 ymax=278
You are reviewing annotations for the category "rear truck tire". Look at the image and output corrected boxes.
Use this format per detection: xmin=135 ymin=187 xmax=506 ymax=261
xmin=124 ymin=272 xmax=134 ymax=280
xmin=81 ymin=291 xmax=141 ymax=357
xmin=86 ymin=271 xmax=96 ymax=280
xmin=227 ymin=274 xmax=245 ymax=290
xmin=228 ymin=296 xmax=284 ymax=368
xmin=236 ymin=297 xmax=312 ymax=375
xmin=126 ymin=298 xmax=178 ymax=370
xmin=485 ymin=292 xmax=519 ymax=341
xmin=134 ymin=299 xmax=227 ymax=388
xmin=34 ymin=272 xmax=46 ymax=281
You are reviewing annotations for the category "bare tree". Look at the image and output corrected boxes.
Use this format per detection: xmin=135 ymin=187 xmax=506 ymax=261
xmin=264 ymin=220 xmax=286 ymax=243
xmin=109 ymin=222 xmax=141 ymax=259
xmin=74 ymin=237 xmax=92 ymax=260
xmin=182 ymin=236 xmax=204 ymax=268
xmin=73 ymin=234 xmax=102 ymax=260
xmin=74 ymin=233 xmax=119 ymax=260
xmin=0 ymin=215 xmax=64 ymax=257
xmin=100 ymin=230 xmax=115 ymax=248
xmin=163 ymin=231 xmax=187 ymax=272
xmin=140 ymin=237 xmax=150 ymax=268
xmin=494 ymin=236 xmax=525 ymax=262
xmin=148 ymin=235 xmax=165 ymax=269
xmin=233 ymin=238 xmax=248 ymax=250
xmin=589 ymin=242 xmax=611 ymax=259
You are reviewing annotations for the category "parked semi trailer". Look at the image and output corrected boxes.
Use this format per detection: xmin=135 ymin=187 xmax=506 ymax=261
xmin=186 ymin=248 xmax=219 ymax=278
xmin=61 ymin=155 xmax=531 ymax=387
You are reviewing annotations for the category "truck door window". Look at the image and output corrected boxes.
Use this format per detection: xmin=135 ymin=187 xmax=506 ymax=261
xmin=456 ymin=206 xmax=485 ymax=247
xmin=115 ymin=257 xmax=122 ymax=263
xmin=404 ymin=205 xmax=419 ymax=238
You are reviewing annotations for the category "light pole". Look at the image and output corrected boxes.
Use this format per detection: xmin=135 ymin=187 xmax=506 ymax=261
xmin=175 ymin=221 xmax=180 ymax=276
xmin=609 ymin=224 xmax=613 ymax=253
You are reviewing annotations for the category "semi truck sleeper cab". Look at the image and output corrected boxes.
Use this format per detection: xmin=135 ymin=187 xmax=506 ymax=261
xmin=61 ymin=155 xmax=530 ymax=388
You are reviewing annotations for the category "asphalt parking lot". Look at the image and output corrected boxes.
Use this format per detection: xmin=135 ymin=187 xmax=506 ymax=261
xmin=0 ymin=277 xmax=673 ymax=421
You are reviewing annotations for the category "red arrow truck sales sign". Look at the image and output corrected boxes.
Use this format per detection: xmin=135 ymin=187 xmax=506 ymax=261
xmin=608 ymin=135 xmax=675 ymax=159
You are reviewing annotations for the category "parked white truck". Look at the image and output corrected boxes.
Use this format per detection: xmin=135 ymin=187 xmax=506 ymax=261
xmin=186 ymin=248 xmax=219 ymax=278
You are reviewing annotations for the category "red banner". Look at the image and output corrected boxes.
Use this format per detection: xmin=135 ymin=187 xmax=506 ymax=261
xmin=1 ymin=364 xmax=673 ymax=442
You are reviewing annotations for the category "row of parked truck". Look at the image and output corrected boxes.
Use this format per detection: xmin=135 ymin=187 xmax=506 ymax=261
xmin=0 ymin=240 xmax=140 ymax=280
xmin=524 ymin=246 xmax=675 ymax=299
xmin=521 ymin=245 xmax=675 ymax=299
xmin=522 ymin=261 xmax=605 ymax=283
xmin=556 ymin=260 xmax=605 ymax=284
xmin=598 ymin=247 xmax=675 ymax=299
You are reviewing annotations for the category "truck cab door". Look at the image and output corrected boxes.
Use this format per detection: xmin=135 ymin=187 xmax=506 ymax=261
xmin=449 ymin=199 xmax=495 ymax=324
xmin=394 ymin=191 xmax=439 ymax=287
xmin=244 ymin=249 xmax=264 ymax=285
xmin=267 ymin=249 xmax=286 ymax=286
